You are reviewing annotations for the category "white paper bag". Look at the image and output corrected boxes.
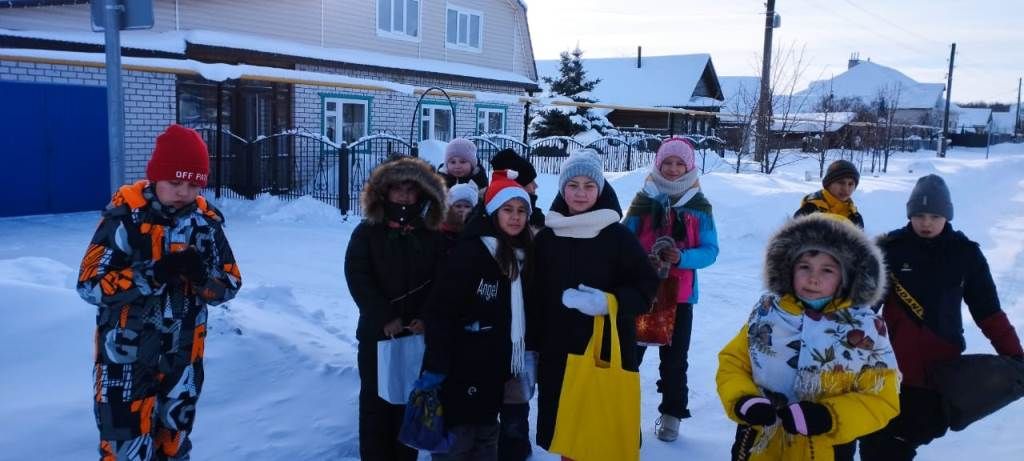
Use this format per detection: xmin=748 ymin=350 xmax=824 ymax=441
xmin=377 ymin=334 xmax=426 ymax=404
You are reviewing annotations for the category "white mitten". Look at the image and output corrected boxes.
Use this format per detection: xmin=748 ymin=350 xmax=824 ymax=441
xmin=561 ymin=284 xmax=609 ymax=316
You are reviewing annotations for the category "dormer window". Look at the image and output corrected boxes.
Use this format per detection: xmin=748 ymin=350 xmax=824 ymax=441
xmin=378 ymin=0 xmax=420 ymax=41
xmin=446 ymin=4 xmax=482 ymax=52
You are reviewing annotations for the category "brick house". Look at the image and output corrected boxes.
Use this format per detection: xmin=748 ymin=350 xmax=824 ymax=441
xmin=0 ymin=0 xmax=539 ymax=216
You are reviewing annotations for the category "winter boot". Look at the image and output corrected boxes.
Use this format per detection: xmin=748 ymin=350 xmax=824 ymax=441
xmin=655 ymin=414 xmax=680 ymax=442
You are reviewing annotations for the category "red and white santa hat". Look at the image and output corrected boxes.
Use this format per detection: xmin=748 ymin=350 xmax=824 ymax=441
xmin=484 ymin=170 xmax=531 ymax=216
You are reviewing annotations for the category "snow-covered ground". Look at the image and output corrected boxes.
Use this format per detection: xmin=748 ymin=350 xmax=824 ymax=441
xmin=2 ymin=145 xmax=1023 ymax=460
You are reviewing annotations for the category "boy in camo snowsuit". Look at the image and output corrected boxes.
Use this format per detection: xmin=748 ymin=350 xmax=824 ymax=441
xmin=78 ymin=124 xmax=242 ymax=460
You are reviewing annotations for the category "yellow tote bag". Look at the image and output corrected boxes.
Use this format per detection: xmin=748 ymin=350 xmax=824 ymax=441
xmin=549 ymin=295 xmax=641 ymax=461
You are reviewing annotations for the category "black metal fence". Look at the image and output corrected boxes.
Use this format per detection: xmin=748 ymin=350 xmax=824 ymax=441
xmin=193 ymin=128 xmax=708 ymax=215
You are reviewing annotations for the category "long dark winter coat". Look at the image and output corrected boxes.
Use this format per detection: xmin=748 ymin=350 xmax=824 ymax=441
xmin=878 ymin=223 xmax=1023 ymax=387
xmin=345 ymin=157 xmax=447 ymax=342
xmin=422 ymin=215 xmax=530 ymax=427
xmin=530 ymin=184 xmax=660 ymax=449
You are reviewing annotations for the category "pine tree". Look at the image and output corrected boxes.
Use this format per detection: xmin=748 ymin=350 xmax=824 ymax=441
xmin=530 ymin=47 xmax=615 ymax=138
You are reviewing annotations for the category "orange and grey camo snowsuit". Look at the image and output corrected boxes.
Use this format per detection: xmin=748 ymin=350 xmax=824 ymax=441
xmin=78 ymin=181 xmax=241 ymax=460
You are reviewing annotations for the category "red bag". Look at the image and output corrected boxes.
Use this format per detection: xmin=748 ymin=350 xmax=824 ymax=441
xmin=635 ymin=275 xmax=679 ymax=346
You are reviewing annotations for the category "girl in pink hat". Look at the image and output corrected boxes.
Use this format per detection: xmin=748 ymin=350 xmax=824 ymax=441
xmin=622 ymin=137 xmax=720 ymax=442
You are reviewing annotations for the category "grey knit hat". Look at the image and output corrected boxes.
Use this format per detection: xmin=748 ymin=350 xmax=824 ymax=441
xmin=558 ymin=148 xmax=606 ymax=193
xmin=906 ymin=174 xmax=953 ymax=221
xmin=822 ymin=159 xmax=860 ymax=188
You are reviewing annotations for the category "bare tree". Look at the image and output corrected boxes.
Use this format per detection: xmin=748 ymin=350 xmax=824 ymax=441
xmin=870 ymin=82 xmax=903 ymax=173
xmin=761 ymin=42 xmax=813 ymax=174
xmin=724 ymin=81 xmax=760 ymax=173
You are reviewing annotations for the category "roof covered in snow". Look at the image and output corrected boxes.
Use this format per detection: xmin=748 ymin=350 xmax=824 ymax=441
xmin=990 ymin=111 xmax=1017 ymax=134
xmin=797 ymin=61 xmax=944 ymax=110
xmin=0 ymin=28 xmax=538 ymax=87
xmin=772 ymin=112 xmax=856 ymax=133
xmin=954 ymin=107 xmax=992 ymax=131
xmin=718 ymin=76 xmax=760 ymax=122
xmin=535 ymin=53 xmax=723 ymax=108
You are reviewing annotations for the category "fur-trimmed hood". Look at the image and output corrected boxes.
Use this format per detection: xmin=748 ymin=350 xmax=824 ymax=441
xmin=764 ymin=214 xmax=886 ymax=306
xmin=361 ymin=156 xmax=447 ymax=229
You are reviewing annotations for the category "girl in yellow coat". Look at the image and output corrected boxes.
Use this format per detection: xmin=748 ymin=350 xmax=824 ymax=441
xmin=717 ymin=215 xmax=900 ymax=461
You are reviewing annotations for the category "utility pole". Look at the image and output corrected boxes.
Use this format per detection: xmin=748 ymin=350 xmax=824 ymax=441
xmin=754 ymin=0 xmax=777 ymax=164
xmin=939 ymin=42 xmax=955 ymax=158
xmin=1015 ymin=77 xmax=1021 ymax=137
xmin=103 ymin=0 xmax=125 ymax=192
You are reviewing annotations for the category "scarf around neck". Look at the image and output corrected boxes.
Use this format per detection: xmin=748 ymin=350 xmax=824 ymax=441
xmin=544 ymin=208 xmax=621 ymax=238
xmin=480 ymin=236 xmax=526 ymax=377
xmin=648 ymin=167 xmax=701 ymax=203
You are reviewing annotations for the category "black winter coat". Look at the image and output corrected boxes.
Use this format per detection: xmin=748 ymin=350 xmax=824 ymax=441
xmin=345 ymin=222 xmax=445 ymax=342
xmin=439 ymin=164 xmax=489 ymax=190
xmin=879 ymin=223 xmax=1022 ymax=387
xmin=423 ymin=218 xmax=528 ymax=426
xmin=530 ymin=185 xmax=660 ymax=449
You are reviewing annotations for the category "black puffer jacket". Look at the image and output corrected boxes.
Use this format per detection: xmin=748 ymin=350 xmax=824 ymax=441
xmin=439 ymin=163 xmax=489 ymax=190
xmin=423 ymin=214 xmax=531 ymax=426
xmin=530 ymin=184 xmax=659 ymax=449
xmin=878 ymin=223 xmax=1022 ymax=387
xmin=345 ymin=157 xmax=447 ymax=342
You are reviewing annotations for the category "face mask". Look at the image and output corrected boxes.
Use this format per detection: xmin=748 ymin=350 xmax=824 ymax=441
xmin=798 ymin=295 xmax=834 ymax=311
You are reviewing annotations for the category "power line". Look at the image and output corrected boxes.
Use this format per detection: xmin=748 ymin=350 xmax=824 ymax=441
xmin=838 ymin=0 xmax=945 ymax=47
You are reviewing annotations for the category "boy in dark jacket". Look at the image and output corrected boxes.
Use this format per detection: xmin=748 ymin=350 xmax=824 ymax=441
xmin=794 ymin=159 xmax=864 ymax=228
xmin=78 ymin=124 xmax=242 ymax=460
xmin=859 ymin=174 xmax=1024 ymax=460
xmin=344 ymin=156 xmax=447 ymax=460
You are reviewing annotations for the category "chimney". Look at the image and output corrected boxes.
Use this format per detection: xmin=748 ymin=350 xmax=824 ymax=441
xmin=848 ymin=52 xmax=861 ymax=69
xmin=637 ymin=46 xmax=642 ymax=69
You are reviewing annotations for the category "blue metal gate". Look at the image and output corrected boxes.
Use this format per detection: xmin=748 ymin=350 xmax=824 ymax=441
xmin=0 ymin=81 xmax=109 ymax=217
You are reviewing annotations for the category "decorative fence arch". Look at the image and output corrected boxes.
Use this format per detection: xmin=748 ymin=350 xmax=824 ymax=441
xmin=528 ymin=136 xmax=585 ymax=174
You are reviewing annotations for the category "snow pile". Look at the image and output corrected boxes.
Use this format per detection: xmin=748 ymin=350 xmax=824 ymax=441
xmin=2 ymin=144 xmax=1024 ymax=459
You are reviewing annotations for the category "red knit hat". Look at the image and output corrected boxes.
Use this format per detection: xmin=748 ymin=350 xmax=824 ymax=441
xmin=484 ymin=170 xmax=531 ymax=216
xmin=146 ymin=124 xmax=210 ymax=187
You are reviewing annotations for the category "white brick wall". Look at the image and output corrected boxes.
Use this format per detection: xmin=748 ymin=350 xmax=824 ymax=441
xmin=296 ymin=63 xmax=527 ymax=144
xmin=0 ymin=60 xmax=176 ymax=183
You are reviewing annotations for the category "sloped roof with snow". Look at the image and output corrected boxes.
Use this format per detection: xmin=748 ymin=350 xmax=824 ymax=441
xmin=772 ymin=112 xmax=856 ymax=133
xmin=954 ymin=107 xmax=992 ymax=131
xmin=719 ymin=76 xmax=760 ymax=113
xmin=0 ymin=28 xmax=538 ymax=87
xmin=990 ymin=111 xmax=1017 ymax=134
xmin=797 ymin=61 xmax=944 ymax=110
xmin=535 ymin=53 xmax=723 ymax=108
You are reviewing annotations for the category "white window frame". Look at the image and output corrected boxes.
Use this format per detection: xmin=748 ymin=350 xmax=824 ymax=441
xmin=376 ymin=0 xmax=421 ymax=42
xmin=421 ymin=103 xmax=455 ymax=141
xmin=324 ymin=97 xmax=369 ymax=145
xmin=445 ymin=3 xmax=483 ymax=52
xmin=477 ymin=107 xmax=505 ymax=135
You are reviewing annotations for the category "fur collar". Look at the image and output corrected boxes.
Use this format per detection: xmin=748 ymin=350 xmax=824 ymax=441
xmin=360 ymin=157 xmax=447 ymax=230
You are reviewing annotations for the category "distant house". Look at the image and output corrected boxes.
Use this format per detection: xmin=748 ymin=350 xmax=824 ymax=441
xmin=535 ymin=53 xmax=724 ymax=135
xmin=795 ymin=56 xmax=945 ymax=126
xmin=0 ymin=0 xmax=539 ymax=216
xmin=953 ymin=107 xmax=993 ymax=134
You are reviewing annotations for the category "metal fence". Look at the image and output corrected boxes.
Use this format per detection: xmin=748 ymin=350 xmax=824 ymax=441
xmin=193 ymin=128 xmax=711 ymax=215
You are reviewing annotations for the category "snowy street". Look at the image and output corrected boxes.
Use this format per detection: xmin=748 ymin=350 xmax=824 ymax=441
xmin=2 ymin=145 xmax=1023 ymax=460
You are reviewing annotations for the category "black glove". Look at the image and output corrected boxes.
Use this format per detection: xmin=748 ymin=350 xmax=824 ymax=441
xmin=777 ymin=401 xmax=832 ymax=436
xmin=177 ymin=247 xmax=208 ymax=285
xmin=153 ymin=248 xmax=206 ymax=286
xmin=734 ymin=396 xmax=777 ymax=426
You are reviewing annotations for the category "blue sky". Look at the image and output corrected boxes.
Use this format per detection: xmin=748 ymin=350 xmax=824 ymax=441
xmin=527 ymin=0 xmax=1023 ymax=104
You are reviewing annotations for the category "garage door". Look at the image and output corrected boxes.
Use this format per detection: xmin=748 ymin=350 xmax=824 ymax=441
xmin=0 ymin=81 xmax=109 ymax=217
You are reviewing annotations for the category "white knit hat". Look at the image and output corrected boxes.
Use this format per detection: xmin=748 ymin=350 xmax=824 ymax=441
xmin=446 ymin=182 xmax=479 ymax=207
xmin=558 ymin=148 xmax=606 ymax=192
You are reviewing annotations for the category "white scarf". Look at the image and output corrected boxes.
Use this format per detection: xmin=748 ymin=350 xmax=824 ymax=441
xmin=480 ymin=236 xmax=527 ymax=377
xmin=544 ymin=209 xmax=621 ymax=238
